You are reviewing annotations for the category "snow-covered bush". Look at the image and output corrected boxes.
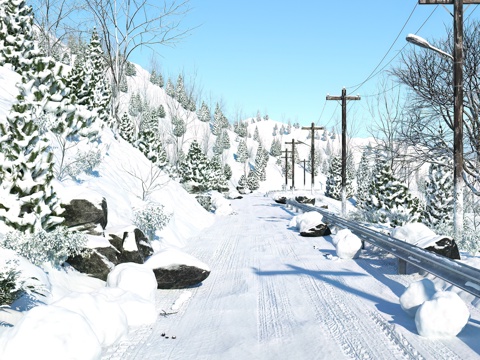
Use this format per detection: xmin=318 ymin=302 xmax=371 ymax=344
xmin=0 ymin=259 xmax=46 ymax=305
xmin=133 ymin=203 xmax=172 ymax=240
xmin=1 ymin=227 xmax=87 ymax=267
xmin=195 ymin=195 xmax=212 ymax=211
xmin=63 ymin=149 xmax=103 ymax=179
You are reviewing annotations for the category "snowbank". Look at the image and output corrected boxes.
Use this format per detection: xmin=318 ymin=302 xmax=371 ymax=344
xmin=210 ymin=191 xmax=234 ymax=215
xmin=0 ymin=305 xmax=102 ymax=360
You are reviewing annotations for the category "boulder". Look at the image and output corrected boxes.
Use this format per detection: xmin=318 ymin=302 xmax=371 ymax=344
xmin=295 ymin=196 xmax=315 ymax=205
xmin=67 ymin=228 xmax=154 ymax=281
xmin=61 ymin=198 xmax=108 ymax=235
xmin=144 ymin=249 xmax=210 ymax=289
xmin=423 ymin=237 xmax=461 ymax=260
xmin=274 ymin=197 xmax=287 ymax=204
xmin=300 ymin=223 xmax=331 ymax=237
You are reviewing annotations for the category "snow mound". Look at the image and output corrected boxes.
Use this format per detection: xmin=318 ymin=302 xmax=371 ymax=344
xmin=399 ymin=279 xmax=437 ymax=317
xmin=333 ymin=229 xmax=362 ymax=259
xmin=390 ymin=223 xmax=438 ymax=247
xmin=0 ymin=305 xmax=102 ymax=360
xmin=415 ymin=291 xmax=470 ymax=338
xmin=210 ymin=191 xmax=234 ymax=215
xmin=94 ymin=287 xmax=157 ymax=328
xmin=290 ymin=211 xmax=324 ymax=233
xmin=52 ymin=292 xmax=128 ymax=347
xmin=107 ymin=262 xmax=157 ymax=303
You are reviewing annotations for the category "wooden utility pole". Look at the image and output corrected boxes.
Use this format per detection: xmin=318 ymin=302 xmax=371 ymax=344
xmin=302 ymin=159 xmax=306 ymax=187
xmin=326 ymin=88 xmax=360 ymax=217
xmin=281 ymin=149 xmax=291 ymax=188
xmin=418 ymin=0 xmax=480 ymax=242
xmin=301 ymin=122 xmax=324 ymax=190
xmin=285 ymin=139 xmax=301 ymax=190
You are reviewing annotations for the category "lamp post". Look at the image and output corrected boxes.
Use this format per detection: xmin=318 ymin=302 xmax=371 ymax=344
xmin=406 ymin=29 xmax=464 ymax=242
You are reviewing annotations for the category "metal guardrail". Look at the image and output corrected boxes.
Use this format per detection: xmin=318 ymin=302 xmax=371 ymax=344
xmin=285 ymin=199 xmax=480 ymax=298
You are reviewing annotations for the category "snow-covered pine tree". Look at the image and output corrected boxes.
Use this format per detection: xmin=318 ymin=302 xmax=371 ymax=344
xmin=86 ymin=28 xmax=113 ymax=127
xmin=175 ymin=74 xmax=188 ymax=109
xmin=424 ymin=155 xmax=454 ymax=229
xmin=179 ymin=140 xmax=210 ymax=192
xmin=238 ymin=174 xmax=247 ymax=189
xmin=207 ymin=156 xmax=229 ymax=192
xmin=197 ymin=102 xmax=211 ymax=122
xmin=325 ymin=155 xmax=343 ymax=200
xmin=361 ymin=156 xmax=422 ymax=227
xmin=119 ymin=112 xmax=136 ymax=144
xmin=166 ymin=78 xmax=175 ymax=98
xmin=157 ymin=104 xmax=166 ymax=118
xmin=224 ymin=163 xmax=232 ymax=181
xmin=246 ymin=169 xmax=260 ymax=191
xmin=356 ymin=149 xmax=372 ymax=207
xmin=253 ymin=126 xmax=260 ymax=142
xmin=270 ymin=138 xmax=282 ymax=157
xmin=119 ymin=74 xmax=128 ymax=92
xmin=125 ymin=61 xmax=136 ymax=76
xmin=211 ymin=103 xmax=228 ymax=135
xmin=221 ymin=129 xmax=230 ymax=151
xmin=213 ymin=132 xmax=224 ymax=156
xmin=0 ymin=0 xmax=35 ymax=73
xmin=236 ymin=139 xmax=248 ymax=163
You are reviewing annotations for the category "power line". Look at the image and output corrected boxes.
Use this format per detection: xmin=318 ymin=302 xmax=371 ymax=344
xmin=347 ymin=3 xmax=419 ymax=93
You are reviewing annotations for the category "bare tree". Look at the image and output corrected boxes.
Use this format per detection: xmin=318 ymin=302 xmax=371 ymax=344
xmin=392 ymin=20 xmax=480 ymax=195
xmin=84 ymin=0 xmax=192 ymax=121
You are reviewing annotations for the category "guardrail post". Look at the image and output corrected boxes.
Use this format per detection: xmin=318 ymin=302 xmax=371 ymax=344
xmin=398 ymin=259 xmax=407 ymax=275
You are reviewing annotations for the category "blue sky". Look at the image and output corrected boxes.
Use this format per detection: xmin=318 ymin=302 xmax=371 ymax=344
xmin=131 ymin=0 xmax=480 ymax=138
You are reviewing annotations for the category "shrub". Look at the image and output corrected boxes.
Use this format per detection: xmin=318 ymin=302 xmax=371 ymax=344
xmin=1 ymin=227 xmax=87 ymax=267
xmin=133 ymin=203 xmax=172 ymax=240
xmin=0 ymin=259 xmax=46 ymax=305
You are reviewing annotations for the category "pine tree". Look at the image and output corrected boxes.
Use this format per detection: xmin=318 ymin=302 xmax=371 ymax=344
xmin=424 ymin=156 xmax=454 ymax=229
xmin=125 ymin=61 xmax=136 ymax=76
xmin=166 ymin=78 xmax=175 ymax=98
xmin=211 ymin=103 xmax=228 ymax=135
xmin=238 ymin=174 xmax=247 ymax=188
xmin=119 ymin=112 xmax=136 ymax=144
xmin=197 ymin=102 xmax=211 ymax=122
xmin=175 ymin=74 xmax=188 ymax=109
xmin=221 ymin=129 xmax=230 ymax=150
xmin=356 ymin=149 xmax=372 ymax=207
xmin=223 ymin=163 xmax=232 ymax=181
xmin=0 ymin=0 xmax=35 ymax=73
xmin=236 ymin=139 xmax=248 ymax=163
xmin=157 ymin=104 xmax=166 ymax=118
xmin=213 ymin=132 xmax=224 ymax=156
xmin=256 ymin=111 xmax=261 ymax=123
xmin=325 ymin=155 xmax=343 ymax=200
xmin=119 ymin=74 xmax=128 ymax=92
xmin=253 ymin=126 xmax=260 ymax=142
xmin=207 ymin=156 xmax=228 ymax=192
xmin=179 ymin=140 xmax=210 ymax=191
xmin=246 ymin=170 xmax=260 ymax=190
xmin=270 ymin=138 xmax=282 ymax=157
xmin=361 ymin=156 xmax=422 ymax=227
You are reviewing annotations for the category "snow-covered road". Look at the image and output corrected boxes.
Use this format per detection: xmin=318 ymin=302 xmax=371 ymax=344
xmin=102 ymin=194 xmax=480 ymax=360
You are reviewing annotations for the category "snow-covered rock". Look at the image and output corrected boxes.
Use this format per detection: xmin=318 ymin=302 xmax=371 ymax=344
xmin=144 ymin=248 xmax=210 ymax=289
xmin=210 ymin=191 xmax=234 ymax=215
xmin=415 ymin=291 xmax=470 ymax=338
xmin=333 ymin=229 xmax=362 ymax=259
xmin=106 ymin=262 xmax=157 ymax=303
xmin=0 ymin=305 xmax=102 ymax=360
xmin=390 ymin=223 xmax=436 ymax=246
xmin=291 ymin=211 xmax=324 ymax=233
xmin=399 ymin=278 xmax=437 ymax=317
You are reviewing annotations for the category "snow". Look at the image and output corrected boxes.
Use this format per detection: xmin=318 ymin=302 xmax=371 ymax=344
xmin=400 ymin=278 xmax=438 ymax=317
xmin=289 ymin=211 xmax=324 ymax=232
xmin=106 ymin=263 xmax=157 ymax=303
xmin=332 ymin=229 xmax=363 ymax=259
xmin=415 ymin=291 xmax=470 ymax=338
xmin=1 ymin=61 xmax=480 ymax=359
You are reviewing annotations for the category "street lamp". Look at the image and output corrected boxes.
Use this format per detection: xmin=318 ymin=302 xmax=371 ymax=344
xmin=406 ymin=32 xmax=464 ymax=242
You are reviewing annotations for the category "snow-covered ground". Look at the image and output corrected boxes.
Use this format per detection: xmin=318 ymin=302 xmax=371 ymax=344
xmin=97 ymin=193 xmax=480 ymax=359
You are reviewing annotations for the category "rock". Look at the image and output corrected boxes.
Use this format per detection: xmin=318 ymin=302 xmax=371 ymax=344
xmin=67 ymin=228 xmax=154 ymax=281
xmin=424 ymin=237 xmax=461 ymax=260
xmin=236 ymin=186 xmax=248 ymax=195
xmin=144 ymin=249 xmax=210 ymax=289
xmin=67 ymin=248 xmax=116 ymax=281
xmin=295 ymin=196 xmax=315 ymax=205
xmin=300 ymin=223 xmax=331 ymax=237
xmin=61 ymin=198 xmax=108 ymax=235
xmin=274 ymin=197 xmax=287 ymax=204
